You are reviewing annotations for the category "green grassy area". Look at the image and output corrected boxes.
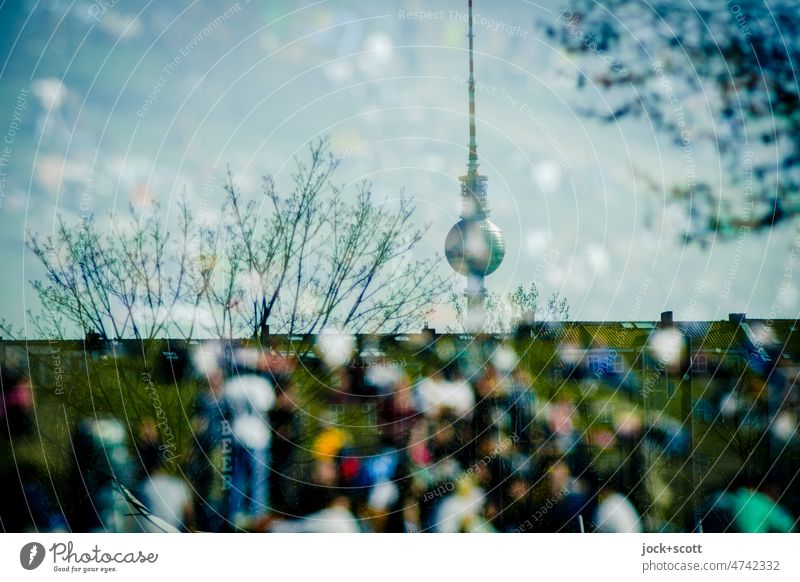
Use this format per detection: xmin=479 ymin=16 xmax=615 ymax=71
xmin=6 ymin=336 xmax=796 ymax=531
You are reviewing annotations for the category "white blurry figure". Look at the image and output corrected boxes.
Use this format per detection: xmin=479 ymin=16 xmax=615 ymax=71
xmin=492 ymin=345 xmax=518 ymax=373
xmin=594 ymin=492 xmax=643 ymax=533
xmin=771 ymin=410 xmax=797 ymax=442
xmin=138 ymin=473 xmax=191 ymax=533
xmin=302 ymin=505 xmax=360 ymax=533
xmin=272 ymin=498 xmax=360 ymax=533
xmin=365 ymin=361 xmax=403 ymax=396
xmin=649 ymin=328 xmax=686 ymax=371
xmin=368 ymin=481 xmax=400 ymax=513
xmin=720 ymin=392 xmax=739 ymax=417
xmin=225 ymin=374 xmax=276 ymax=417
xmin=225 ymin=374 xmax=275 ymax=449
xmin=232 ymin=347 xmax=261 ymax=370
xmin=433 ymin=485 xmax=486 ymax=533
xmin=417 ymin=373 xmax=475 ymax=418
xmin=191 ymin=341 xmax=223 ymax=378
xmin=438 ymin=378 xmax=475 ymax=417
xmin=316 ymin=330 xmax=356 ymax=368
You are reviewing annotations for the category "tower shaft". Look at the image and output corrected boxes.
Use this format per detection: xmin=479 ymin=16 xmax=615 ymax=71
xmin=464 ymin=0 xmax=484 ymax=330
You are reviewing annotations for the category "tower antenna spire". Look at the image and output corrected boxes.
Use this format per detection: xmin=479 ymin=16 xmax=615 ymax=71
xmin=467 ymin=0 xmax=478 ymax=177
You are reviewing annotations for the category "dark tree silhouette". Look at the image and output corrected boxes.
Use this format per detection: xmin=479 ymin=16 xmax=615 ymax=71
xmin=546 ymin=0 xmax=800 ymax=243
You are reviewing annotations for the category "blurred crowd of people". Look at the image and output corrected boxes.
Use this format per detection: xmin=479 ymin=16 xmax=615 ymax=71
xmin=1 ymin=338 xmax=797 ymax=533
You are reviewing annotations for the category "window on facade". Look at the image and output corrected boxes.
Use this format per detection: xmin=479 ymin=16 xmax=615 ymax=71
xmin=587 ymin=353 xmax=601 ymax=367
xmin=610 ymin=352 xmax=624 ymax=373
xmin=692 ymin=353 xmax=708 ymax=372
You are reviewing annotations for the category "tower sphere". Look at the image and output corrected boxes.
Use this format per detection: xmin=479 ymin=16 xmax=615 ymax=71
xmin=445 ymin=218 xmax=506 ymax=277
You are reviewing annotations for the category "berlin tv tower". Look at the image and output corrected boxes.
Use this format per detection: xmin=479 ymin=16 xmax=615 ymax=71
xmin=444 ymin=0 xmax=506 ymax=331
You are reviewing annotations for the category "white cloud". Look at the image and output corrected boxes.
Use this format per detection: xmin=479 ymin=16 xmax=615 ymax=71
xmin=31 ymin=78 xmax=67 ymax=111
xmin=533 ymin=159 xmax=562 ymax=194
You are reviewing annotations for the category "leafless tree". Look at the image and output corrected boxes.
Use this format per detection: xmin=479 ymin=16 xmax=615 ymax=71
xmin=223 ymin=138 xmax=449 ymax=338
xmin=27 ymin=196 xmax=200 ymax=341
xmin=26 ymin=137 xmax=448 ymax=340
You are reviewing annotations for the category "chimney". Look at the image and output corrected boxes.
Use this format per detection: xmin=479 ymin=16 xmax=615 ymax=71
xmin=728 ymin=313 xmax=746 ymax=324
xmin=85 ymin=331 xmax=103 ymax=350
xmin=660 ymin=311 xmax=673 ymax=327
xmin=422 ymin=322 xmax=436 ymax=336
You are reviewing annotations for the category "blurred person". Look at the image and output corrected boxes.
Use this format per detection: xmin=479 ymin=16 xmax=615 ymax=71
xmin=402 ymin=496 xmax=422 ymax=532
xmin=66 ymin=418 xmax=138 ymax=532
xmin=256 ymin=349 xmax=297 ymax=389
xmin=472 ymin=366 xmax=510 ymax=441
xmin=289 ymin=458 xmax=343 ymax=518
xmin=471 ymin=432 xmax=521 ymax=511
xmin=223 ymin=372 xmax=275 ymax=528
xmin=363 ymin=480 xmax=401 ymax=533
xmin=537 ymin=460 xmax=591 ymax=533
xmin=376 ymin=373 xmax=419 ymax=448
xmin=365 ymin=358 xmax=405 ymax=397
xmin=415 ymin=421 xmax=464 ymax=530
xmin=311 ymin=412 xmax=350 ymax=462
xmin=432 ymin=478 xmax=487 ymax=533
xmin=507 ymin=367 xmax=536 ymax=448
xmin=332 ymin=360 xmax=369 ymax=400
xmin=613 ymin=412 xmax=653 ymax=519
xmin=701 ymin=482 xmax=796 ymax=533
xmin=593 ymin=488 xmax=643 ymax=533
xmin=280 ymin=411 xmax=354 ymax=518
xmin=134 ymin=419 xmax=164 ymax=479
xmin=547 ymin=400 xmax=579 ymax=453
xmin=355 ymin=446 xmax=400 ymax=490
xmin=407 ymin=421 xmax=433 ymax=468
xmin=135 ymin=448 xmax=192 ymax=533
xmin=0 ymin=367 xmax=63 ymax=531
xmin=188 ymin=367 xmax=227 ymax=531
xmin=429 ymin=417 xmax=462 ymax=462
xmin=271 ymin=496 xmax=360 ymax=533
xmin=495 ymin=476 xmax=535 ymax=533
xmin=416 ymin=368 xmax=475 ymax=419
xmin=0 ymin=463 xmax=62 ymax=532
xmin=268 ymin=375 xmax=301 ymax=515
xmin=0 ymin=366 xmax=33 ymax=437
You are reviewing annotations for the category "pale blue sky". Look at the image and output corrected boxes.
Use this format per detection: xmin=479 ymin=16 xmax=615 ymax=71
xmin=0 ymin=0 xmax=796 ymax=334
